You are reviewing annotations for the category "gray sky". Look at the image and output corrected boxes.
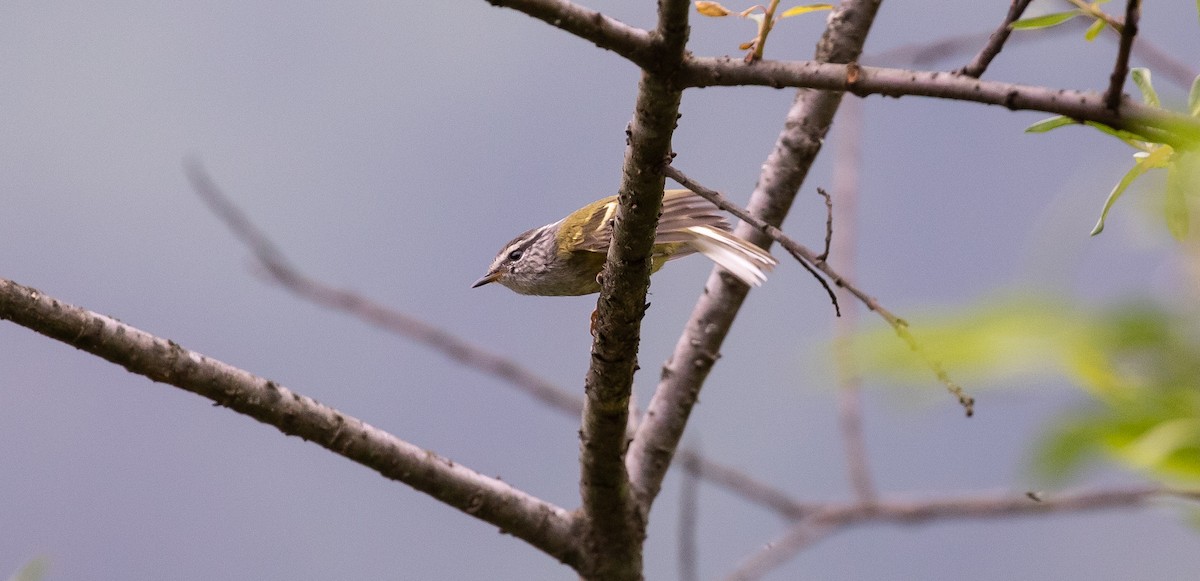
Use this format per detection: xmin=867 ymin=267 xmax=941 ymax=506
xmin=2 ymin=1 xmax=1198 ymax=579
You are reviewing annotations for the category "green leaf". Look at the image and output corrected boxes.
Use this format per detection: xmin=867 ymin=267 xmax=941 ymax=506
xmin=1083 ymin=121 xmax=1154 ymax=149
xmin=1132 ymin=68 xmax=1159 ymax=108
xmin=1189 ymin=75 xmax=1200 ymax=117
xmin=1091 ymin=147 xmax=1172 ymax=235
xmin=779 ymin=4 xmax=834 ymax=18
xmin=1025 ymin=115 xmax=1077 ymax=133
xmin=1083 ymin=17 xmax=1106 ymax=41
xmin=1010 ymin=10 xmax=1082 ymax=30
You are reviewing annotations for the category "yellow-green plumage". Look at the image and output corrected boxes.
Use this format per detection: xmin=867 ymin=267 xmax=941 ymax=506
xmin=474 ymin=189 xmax=776 ymax=296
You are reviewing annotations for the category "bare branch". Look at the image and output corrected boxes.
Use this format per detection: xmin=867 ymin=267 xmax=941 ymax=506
xmin=626 ymin=0 xmax=885 ymax=514
xmin=0 ymin=278 xmax=583 ymax=567
xmin=678 ymin=449 xmax=818 ymax=520
xmin=185 ymin=162 xmax=586 ymax=419
xmin=483 ymin=0 xmax=655 ymax=67
xmin=663 ymin=164 xmax=840 ymax=315
xmin=1104 ymin=0 xmax=1141 ymax=111
xmin=956 ymin=0 xmax=1034 ymax=78
xmin=730 ymin=486 xmax=1200 ymax=580
xmin=681 ymin=59 xmax=1200 ymax=145
xmin=578 ymin=1 xmax=692 ymax=577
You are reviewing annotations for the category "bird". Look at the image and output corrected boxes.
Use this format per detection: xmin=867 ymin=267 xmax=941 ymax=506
xmin=472 ymin=189 xmax=776 ymax=296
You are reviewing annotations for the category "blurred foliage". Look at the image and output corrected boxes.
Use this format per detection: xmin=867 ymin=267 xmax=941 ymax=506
xmin=6 ymin=557 xmax=48 ymax=581
xmin=851 ymin=296 xmax=1200 ymax=484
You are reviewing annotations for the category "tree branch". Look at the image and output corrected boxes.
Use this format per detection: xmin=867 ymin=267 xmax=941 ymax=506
xmin=1104 ymin=0 xmax=1141 ymax=111
xmin=185 ymin=163 xmax=586 ymax=419
xmin=681 ymin=59 xmax=1200 ymax=145
xmin=626 ymin=0 xmax=885 ymax=514
xmin=729 ymin=486 xmax=1200 ymax=580
xmin=0 ymin=278 xmax=583 ymax=568
xmin=664 ymin=164 xmax=974 ymax=415
xmin=577 ymin=1 xmax=691 ymax=577
xmin=483 ymin=0 xmax=655 ymax=66
xmin=955 ymin=0 xmax=1034 ymax=78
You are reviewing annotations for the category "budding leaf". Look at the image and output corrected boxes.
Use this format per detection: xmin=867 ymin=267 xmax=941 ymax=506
xmin=779 ymin=4 xmax=834 ymax=18
xmin=1011 ymin=10 xmax=1082 ymax=30
xmin=1132 ymin=68 xmax=1160 ymax=108
xmin=695 ymin=1 xmax=732 ymax=17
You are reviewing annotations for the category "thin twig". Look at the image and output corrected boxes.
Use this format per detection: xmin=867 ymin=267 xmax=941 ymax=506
xmin=664 ymin=164 xmax=840 ymax=316
xmin=1104 ymin=0 xmax=1141 ymax=111
xmin=677 ymin=449 xmax=819 ymax=519
xmin=665 ymin=164 xmax=974 ymax=416
xmin=956 ymin=0 xmax=1034 ymax=78
xmin=184 ymin=161 xmax=587 ymax=418
xmin=816 ymin=187 xmax=833 ymax=262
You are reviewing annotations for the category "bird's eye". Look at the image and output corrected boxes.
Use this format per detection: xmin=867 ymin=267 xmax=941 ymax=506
xmin=507 ymin=250 xmax=523 ymax=261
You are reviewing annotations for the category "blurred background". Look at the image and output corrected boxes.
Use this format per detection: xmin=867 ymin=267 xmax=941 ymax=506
xmin=2 ymin=1 xmax=1199 ymax=579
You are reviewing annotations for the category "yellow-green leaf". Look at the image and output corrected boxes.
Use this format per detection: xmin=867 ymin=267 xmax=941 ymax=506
xmin=1083 ymin=121 xmax=1155 ymax=150
xmin=1011 ymin=10 xmax=1082 ymax=30
xmin=694 ymin=1 xmax=731 ymax=17
xmin=1083 ymin=17 xmax=1106 ymax=41
xmin=1091 ymin=146 xmax=1173 ymax=236
xmin=1132 ymin=68 xmax=1159 ymax=108
xmin=1025 ymin=115 xmax=1076 ymax=133
xmin=779 ymin=4 xmax=834 ymax=18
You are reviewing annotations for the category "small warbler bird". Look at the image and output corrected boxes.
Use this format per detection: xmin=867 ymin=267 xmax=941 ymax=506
xmin=473 ymin=189 xmax=776 ymax=296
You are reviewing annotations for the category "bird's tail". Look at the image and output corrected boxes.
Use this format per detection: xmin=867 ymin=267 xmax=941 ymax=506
xmin=684 ymin=226 xmax=776 ymax=287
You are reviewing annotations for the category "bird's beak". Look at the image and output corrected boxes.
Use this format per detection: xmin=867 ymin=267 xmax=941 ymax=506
xmin=472 ymin=271 xmax=501 ymax=288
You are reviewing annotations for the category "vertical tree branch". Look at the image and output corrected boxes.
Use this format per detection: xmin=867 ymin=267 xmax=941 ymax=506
xmin=577 ymin=1 xmax=691 ymax=578
xmin=955 ymin=0 xmax=1034 ymax=78
xmin=626 ymin=0 xmax=884 ymax=510
xmin=1104 ymin=0 xmax=1141 ymax=111
xmin=829 ymin=98 xmax=876 ymax=503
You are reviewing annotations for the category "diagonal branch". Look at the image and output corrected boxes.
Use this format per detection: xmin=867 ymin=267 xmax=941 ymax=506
xmin=185 ymin=162 xmax=585 ymax=418
xmin=728 ymin=486 xmax=1200 ymax=580
xmin=576 ymin=1 xmax=692 ymax=577
xmin=626 ymin=0 xmax=885 ymax=513
xmin=0 ymin=278 xmax=583 ymax=568
xmin=955 ymin=0 xmax=1034 ymax=78
xmin=483 ymin=0 xmax=656 ymax=67
xmin=1104 ymin=0 xmax=1141 ymax=111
